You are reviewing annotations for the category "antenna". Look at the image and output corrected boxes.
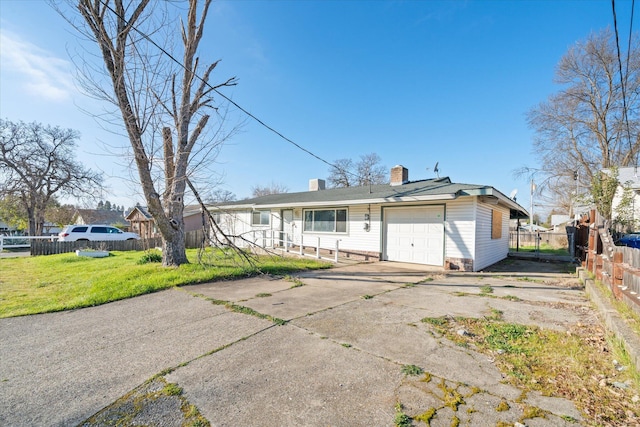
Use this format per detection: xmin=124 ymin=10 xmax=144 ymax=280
xmin=433 ymin=162 xmax=439 ymax=178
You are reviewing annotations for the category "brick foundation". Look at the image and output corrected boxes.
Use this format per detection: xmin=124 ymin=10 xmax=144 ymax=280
xmin=445 ymin=257 xmax=474 ymax=271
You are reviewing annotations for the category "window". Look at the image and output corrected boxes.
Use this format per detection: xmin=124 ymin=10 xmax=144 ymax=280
xmin=91 ymin=226 xmax=108 ymax=234
xmin=252 ymin=210 xmax=270 ymax=226
xmin=72 ymin=226 xmax=88 ymax=233
xmin=303 ymin=209 xmax=347 ymax=233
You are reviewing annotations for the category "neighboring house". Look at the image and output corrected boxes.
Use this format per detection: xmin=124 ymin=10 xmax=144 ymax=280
xmin=73 ymin=209 xmax=129 ymax=228
xmin=610 ymin=166 xmax=640 ymax=231
xmin=125 ymin=206 xmax=157 ymax=239
xmin=184 ymin=204 xmax=207 ymax=232
xmin=518 ymin=224 xmax=550 ymax=232
xmin=210 ymin=165 xmax=528 ymax=272
xmin=125 ymin=205 xmax=206 ymax=239
xmin=550 ymin=214 xmax=571 ymax=232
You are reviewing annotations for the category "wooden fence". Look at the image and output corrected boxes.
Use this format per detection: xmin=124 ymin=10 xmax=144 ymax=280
xmin=30 ymin=229 xmax=206 ymax=256
xmin=578 ymin=209 xmax=640 ymax=314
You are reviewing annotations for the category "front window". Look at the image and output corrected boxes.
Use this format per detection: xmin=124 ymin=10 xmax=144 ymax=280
xmin=252 ymin=210 xmax=270 ymax=226
xmin=304 ymin=209 xmax=347 ymax=233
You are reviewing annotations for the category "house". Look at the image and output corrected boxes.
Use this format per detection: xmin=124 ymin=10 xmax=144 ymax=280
xmin=125 ymin=206 xmax=157 ymax=239
xmin=125 ymin=205 xmax=205 ymax=239
xmin=183 ymin=204 xmax=208 ymax=232
xmin=73 ymin=209 xmax=128 ymax=228
xmin=210 ymin=165 xmax=528 ymax=272
xmin=610 ymin=166 xmax=640 ymax=231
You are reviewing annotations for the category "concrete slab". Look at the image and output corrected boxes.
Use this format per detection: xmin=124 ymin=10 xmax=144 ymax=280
xmin=166 ymin=325 xmax=402 ymax=427
xmin=0 ymin=260 xmax=608 ymax=426
xmin=292 ymin=298 xmax=516 ymax=394
xmin=185 ymin=275 xmax=293 ymax=302
xmin=0 ymin=289 xmax=271 ymax=426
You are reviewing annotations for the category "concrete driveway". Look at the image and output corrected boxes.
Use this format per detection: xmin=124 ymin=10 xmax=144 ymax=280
xmin=0 ymin=260 xmax=591 ymax=426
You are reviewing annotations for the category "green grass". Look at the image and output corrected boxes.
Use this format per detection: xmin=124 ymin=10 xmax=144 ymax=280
xmin=422 ymin=315 xmax=640 ymax=424
xmin=0 ymin=249 xmax=330 ymax=318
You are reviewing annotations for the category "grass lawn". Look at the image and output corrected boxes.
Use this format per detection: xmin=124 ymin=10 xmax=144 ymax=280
xmin=0 ymin=249 xmax=330 ymax=318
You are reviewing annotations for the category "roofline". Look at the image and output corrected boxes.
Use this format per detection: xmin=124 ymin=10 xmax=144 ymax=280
xmin=210 ymin=193 xmax=459 ymax=210
xmin=207 ymin=181 xmax=528 ymax=219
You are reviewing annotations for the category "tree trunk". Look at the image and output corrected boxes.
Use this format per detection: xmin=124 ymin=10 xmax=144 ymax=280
xmin=162 ymin=226 xmax=187 ymax=266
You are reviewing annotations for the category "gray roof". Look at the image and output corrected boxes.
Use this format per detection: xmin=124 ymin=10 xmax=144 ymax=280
xmin=215 ymin=177 xmax=528 ymax=218
xmin=75 ymin=209 xmax=128 ymax=225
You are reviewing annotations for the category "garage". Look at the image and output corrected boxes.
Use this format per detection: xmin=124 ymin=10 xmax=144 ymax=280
xmin=383 ymin=206 xmax=445 ymax=265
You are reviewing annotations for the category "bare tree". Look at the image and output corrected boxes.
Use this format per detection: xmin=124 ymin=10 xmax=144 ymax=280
xmin=327 ymin=153 xmax=387 ymax=188
xmin=527 ymin=29 xmax=639 ymax=206
xmin=327 ymin=158 xmax=354 ymax=188
xmin=68 ymin=0 xmax=238 ymax=266
xmin=206 ymin=189 xmax=237 ymax=203
xmin=0 ymin=119 xmax=102 ymax=235
xmin=251 ymin=182 xmax=289 ymax=198
xmin=356 ymin=153 xmax=387 ymax=186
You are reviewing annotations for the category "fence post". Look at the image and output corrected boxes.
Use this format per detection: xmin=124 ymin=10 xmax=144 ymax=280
xmin=335 ymin=239 xmax=339 ymax=263
xmin=613 ymin=251 xmax=624 ymax=287
xmin=316 ymin=237 xmax=320 ymax=259
xmin=285 ymin=233 xmax=289 ymax=252
xmin=0 ymin=236 xmax=3 ymax=252
xmin=300 ymin=235 xmax=304 ymax=256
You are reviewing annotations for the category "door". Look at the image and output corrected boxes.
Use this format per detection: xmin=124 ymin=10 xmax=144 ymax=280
xmin=281 ymin=209 xmax=294 ymax=247
xmin=384 ymin=206 xmax=444 ymax=265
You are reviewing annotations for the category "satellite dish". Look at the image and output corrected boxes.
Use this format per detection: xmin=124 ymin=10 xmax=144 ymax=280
xmin=509 ymin=188 xmax=518 ymax=201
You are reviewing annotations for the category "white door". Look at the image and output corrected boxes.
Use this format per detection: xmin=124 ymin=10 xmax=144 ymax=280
xmin=384 ymin=206 xmax=444 ymax=265
xmin=281 ymin=209 xmax=294 ymax=247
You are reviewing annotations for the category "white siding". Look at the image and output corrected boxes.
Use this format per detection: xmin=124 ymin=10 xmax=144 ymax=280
xmin=299 ymin=205 xmax=383 ymax=254
xmin=474 ymin=203 xmax=510 ymax=271
xmin=444 ymin=198 xmax=476 ymax=262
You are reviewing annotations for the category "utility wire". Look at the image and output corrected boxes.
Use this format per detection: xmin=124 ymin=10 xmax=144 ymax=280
xmin=96 ymin=0 xmax=371 ymax=183
xmin=611 ymin=0 xmax=635 ymax=160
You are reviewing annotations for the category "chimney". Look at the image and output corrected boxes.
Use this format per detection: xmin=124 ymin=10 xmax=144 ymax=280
xmin=309 ymin=178 xmax=326 ymax=191
xmin=390 ymin=165 xmax=408 ymax=186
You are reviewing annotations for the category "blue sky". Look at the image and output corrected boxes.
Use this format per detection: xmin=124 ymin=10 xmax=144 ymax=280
xmin=0 ymin=0 xmax=636 ymax=216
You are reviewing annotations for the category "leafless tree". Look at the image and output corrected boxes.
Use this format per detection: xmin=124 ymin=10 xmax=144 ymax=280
xmin=327 ymin=153 xmax=387 ymax=188
xmin=356 ymin=153 xmax=387 ymax=186
xmin=0 ymin=119 xmax=102 ymax=235
xmin=206 ymin=189 xmax=237 ymax=203
xmin=66 ymin=0 xmax=238 ymax=266
xmin=327 ymin=158 xmax=354 ymax=188
xmin=526 ymin=29 xmax=639 ymax=204
xmin=251 ymin=182 xmax=289 ymax=198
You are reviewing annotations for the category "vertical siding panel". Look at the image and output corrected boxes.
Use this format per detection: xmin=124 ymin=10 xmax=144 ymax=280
xmin=475 ymin=203 xmax=509 ymax=271
xmin=444 ymin=199 xmax=476 ymax=262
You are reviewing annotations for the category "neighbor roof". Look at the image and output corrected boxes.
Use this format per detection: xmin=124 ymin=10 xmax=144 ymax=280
xmin=74 ymin=209 xmax=127 ymax=225
xmin=214 ymin=177 xmax=528 ymax=218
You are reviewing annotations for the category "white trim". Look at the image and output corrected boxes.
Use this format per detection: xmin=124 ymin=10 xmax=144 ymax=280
xmin=217 ymin=193 xmax=458 ymax=210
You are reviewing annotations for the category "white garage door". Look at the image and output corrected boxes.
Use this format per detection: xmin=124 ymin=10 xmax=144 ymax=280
xmin=384 ymin=206 xmax=444 ymax=266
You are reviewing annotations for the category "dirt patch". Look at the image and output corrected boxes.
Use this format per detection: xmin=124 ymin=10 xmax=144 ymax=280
xmin=483 ymin=258 xmax=577 ymax=275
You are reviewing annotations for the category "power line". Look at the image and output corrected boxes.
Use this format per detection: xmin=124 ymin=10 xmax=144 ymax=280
xmin=611 ymin=0 xmax=635 ymax=161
